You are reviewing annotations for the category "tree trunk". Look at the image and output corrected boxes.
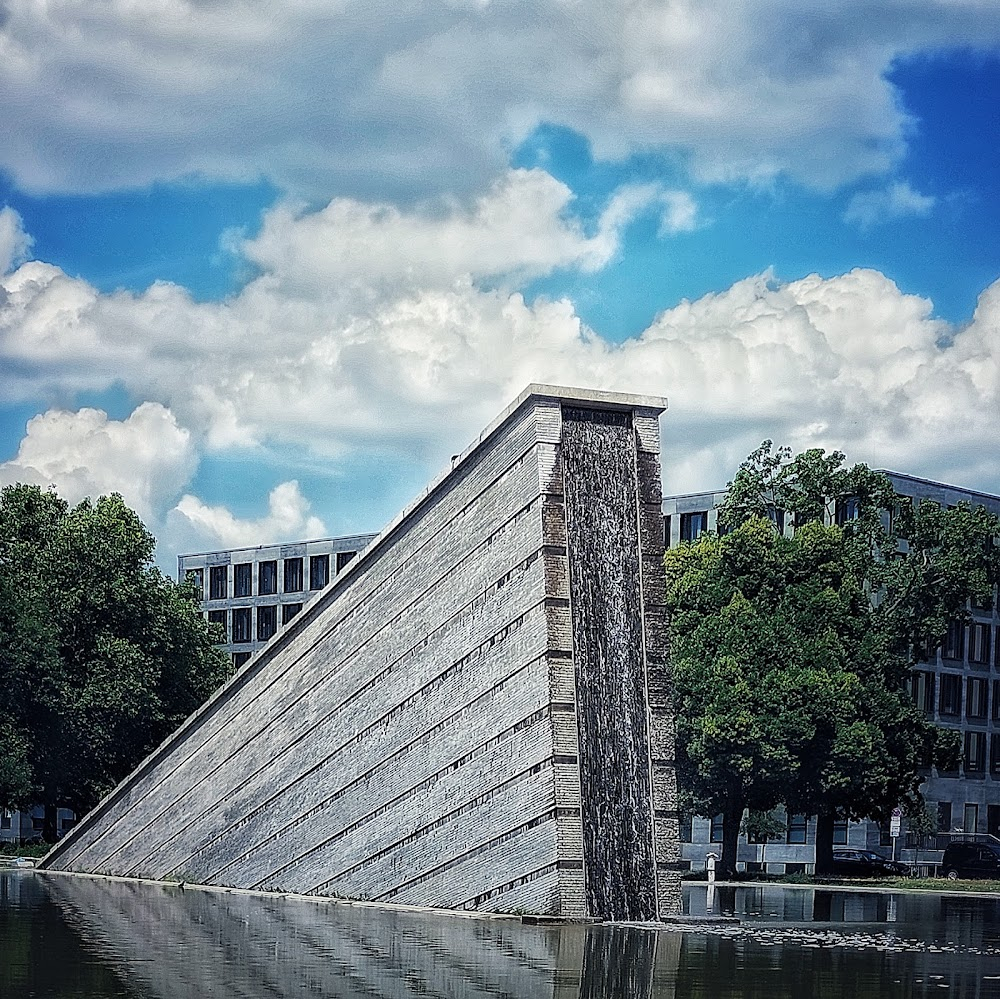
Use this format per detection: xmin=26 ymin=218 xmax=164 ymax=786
xmin=721 ymin=799 xmax=743 ymax=878
xmin=42 ymin=803 xmax=58 ymax=844
xmin=814 ymin=810 xmax=836 ymax=876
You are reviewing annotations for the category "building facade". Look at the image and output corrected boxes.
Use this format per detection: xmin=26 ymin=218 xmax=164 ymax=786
xmin=1 ymin=807 xmax=76 ymax=846
xmin=178 ymin=533 xmax=377 ymax=670
xmin=663 ymin=470 xmax=1000 ymax=875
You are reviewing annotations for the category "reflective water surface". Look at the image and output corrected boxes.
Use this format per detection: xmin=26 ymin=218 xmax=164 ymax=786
xmin=3 ymin=872 xmax=1000 ymax=999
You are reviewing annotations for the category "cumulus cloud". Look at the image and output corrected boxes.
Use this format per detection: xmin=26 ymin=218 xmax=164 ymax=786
xmin=0 ymin=206 xmax=32 ymax=274
xmin=1 ymin=173 xmax=998 ymax=568
xmin=844 ymin=181 xmax=936 ymax=229
xmin=170 ymin=481 xmax=326 ymax=551
xmin=0 ymin=1 xmax=998 ymax=198
xmin=0 ymin=403 xmax=196 ymax=523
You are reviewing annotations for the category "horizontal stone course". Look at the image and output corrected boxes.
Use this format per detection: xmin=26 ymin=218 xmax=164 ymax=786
xmin=43 ymin=385 xmax=677 ymax=919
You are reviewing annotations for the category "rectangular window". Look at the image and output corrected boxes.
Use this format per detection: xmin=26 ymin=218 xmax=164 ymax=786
xmin=835 ymin=495 xmax=861 ymax=525
xmin=709 ymin=813 xmax=724 ymax=843
xmin=209 ymin=565 xmax=228 ymax=601
xmin=335 ymin=550 xmax=356 ymax=573
xmin=937 ymin=801 xmax=952 ymax=833
xmin=910 ymin=670 xmax=935 ymax=715
xmin=993 ymin=680 xmax=1000 ymax=722
xmin=0 ymin=813 xmax=10 ymax=829
xmin=257 ymin=604 xmax=277 ymax=642
xmin=990 ymin=734 xmax=1000 ymax=776
xmin=970 ymin=622 xmax=991 ymax=665
xmin=766 ymin=505 xmax=785 ymax=533
xmin=233 ymin=562 xmax=252 ymax=598
xmin=232 ymin=607 xmax=252 ymax=644
xmin=965 ymin=731 xmax=987 ymax=773
xmin=283 ymin=557 xmax=303 ymax=593
xmin=207 ymin=609 xmax=227 ymax=641
xmin=943 ymin=619 xmax=965 ymax=661
xmin=786 ymin=814 xmax=808 ymax=844
xmin=185 ymin=568 xmax=204 ymax=597
xmin=309 ymin=554 xmax=329 ymax=590
xmin=967 ymin=677 xmax=989 ymax=720
xmin=833 ymin=818 xmax=848 ymax=845
xmin=282 ymin=602 xmax=302 ymax=625
xmin=258 ymin=560 xmax=278 ymax=596
xmin=964 ymin=803 xmax=979 ymax=835
xmin=679 ymin=811 xmax=692 ymax=843
xmin=232 ymin=651 xmax=252 ymax=670
xmin=939 ymin=673 xmax=962 ymax=717
xmin=680 ymin=511 xmax=708 ymax=542
xmin=32 ymin=817 xmax=44 ymax=831
xmin=663 ymin=515 xmax=672 ymax=547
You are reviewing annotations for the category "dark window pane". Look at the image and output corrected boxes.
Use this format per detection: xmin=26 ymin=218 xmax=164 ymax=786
xmin=833 ymin=819 xmax=848 ymax=845
xmin=209 ymin=565 xmax=228 ymax=600
xmin=234 ymin=562 xmax=253 ymax=598
xmin=787 ymin=814 xmax=808 ymax=844
xmin=991 ymin=735 xmax=1000 ymax=776
xmin=937 ymin=801 xmax=952 ymax=833
xmin=835 ymin=496 xmax=861 ymax=526
xmin=939 ymin=673 xmax=962 ymax=716
xmin=185 ymin=568 xmax=204 ymax=598
xmin=284 ymin=557 xmax=303 ymax=593
xmin=943 ymin=620 xmax=965 ymax=661
xmin=336 ymin=550 xmax=356 ymax=573
xmin=207 ymin=609 xmax=227 ymax=642
xmin=967 ymin=678 xmax=988 ymax=720
xmin=965 ymin=731 xmax=987 ymax=773
xmin=680 ymin=511 xmax=708 ymax=542
xmin=663 ymin=515 xmax=672 ymax=546
xmin=259 ymin=560 xmax=278 ymax=595
xmin=709 ymin=813 xmax=724 ymax=843
xmin=232 ymin=607 xmax=253 ymax=643
xmin=233 ymin=651 xmax=252 ymax=669
xmin=309 ymin=554 xmax=329 ymax=590
xmin=257 ymin=604 xmax=277 ymax=641
xmin=282 ymin=602 xmax=302 ymax=625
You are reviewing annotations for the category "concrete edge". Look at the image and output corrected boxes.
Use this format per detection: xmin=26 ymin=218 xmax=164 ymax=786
xmin=40 ymin=383 xmax=667 ymax=871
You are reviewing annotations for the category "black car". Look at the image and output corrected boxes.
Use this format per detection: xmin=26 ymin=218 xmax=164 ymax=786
xmin=831 ymin=849 xmax=911 ymax=877
xmin=941 ymin=841 xmax=1000 ymax=880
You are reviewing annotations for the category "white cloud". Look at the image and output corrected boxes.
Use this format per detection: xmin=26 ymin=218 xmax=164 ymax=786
xmin=0 ymin=403 xmax=196 ymax=523
xmin=0 ymin=1 xmax=998 ymax=197
xmin=0 ymin=177 xmax=998 ymax=569
xmin=170 ymin=481 xmax=326 ymax=551
xmin=844 ymin=181 xmax=936 ymax=229
xmin=0 ymin=206 xmax=32 ymax=274
xmin=658 ymin=191 xmax=699 ymax=235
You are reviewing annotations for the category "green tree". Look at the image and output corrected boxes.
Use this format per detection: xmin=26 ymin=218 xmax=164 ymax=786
xmin=0 ymin=484 xmax=229 ymax=840
xmin=668 ymin=444 xmax=999 ymax=876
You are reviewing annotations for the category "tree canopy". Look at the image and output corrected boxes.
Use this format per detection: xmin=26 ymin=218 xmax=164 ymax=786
xmin=0 ymin=484 xmax=229 ymax=839
xmin=666 ymin=444 xmax=999 ymax=874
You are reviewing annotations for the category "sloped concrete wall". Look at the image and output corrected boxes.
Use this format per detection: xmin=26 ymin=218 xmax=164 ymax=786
xmin=42 ymin=386 xmax=678 ymax=919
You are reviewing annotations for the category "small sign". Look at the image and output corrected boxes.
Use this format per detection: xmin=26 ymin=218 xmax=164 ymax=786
xmin=890 ymin=814 xmax=902 ymax=838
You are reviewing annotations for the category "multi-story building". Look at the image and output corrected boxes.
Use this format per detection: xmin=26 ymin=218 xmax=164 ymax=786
xmin=1 ymin=807 xmax=76 ymax=846
xmin=662 ymin=470 xmax=1000 ymax=875
xmin=178 ymin=533 xmax=377 ymax=670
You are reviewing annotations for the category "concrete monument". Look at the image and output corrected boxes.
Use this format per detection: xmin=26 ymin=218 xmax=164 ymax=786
xmin=41 ymin=386 xmax=679 ymax=920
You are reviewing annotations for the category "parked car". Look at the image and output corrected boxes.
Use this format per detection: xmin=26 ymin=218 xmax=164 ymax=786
xmin=941 ymin=841 xmax=1000 ymax=880
xmin=831 ymin=849 xmax=911 ymax=877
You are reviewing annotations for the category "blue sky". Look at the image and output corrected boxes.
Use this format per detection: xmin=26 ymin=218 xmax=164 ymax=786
xmin=0 ymin=3 xmax=998 ymax=571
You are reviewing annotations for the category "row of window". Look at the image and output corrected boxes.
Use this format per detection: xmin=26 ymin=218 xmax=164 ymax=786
xmin=682 ymin=802 xmax=1000 ymax=845
xmin=680 ymin=813 xmax=843 ymax=845
xmin=938 ymin=619 xmax=999 ymax=665
xmin=207 ymin=603 xmax=303 ymax=644
xmin=910 ymin=672 xmax=1000 ymax=721
xmin=187 ymin=550 xmax=356 ymax=601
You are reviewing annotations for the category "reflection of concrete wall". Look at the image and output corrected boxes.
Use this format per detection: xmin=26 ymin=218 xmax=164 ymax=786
xmin=42 ymin=876 xmax=677 ymax=999
xmin=42 ymin=386 xmax=678 ymax=920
